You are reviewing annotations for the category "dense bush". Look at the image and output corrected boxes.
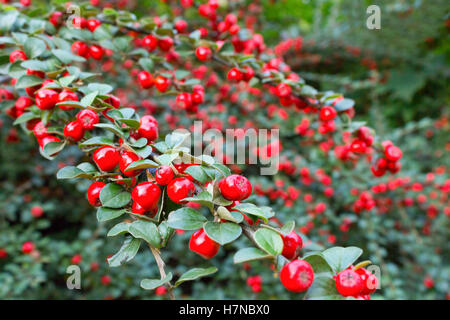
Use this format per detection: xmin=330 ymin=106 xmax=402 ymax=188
xmin=0 ymin=0 xmax=448 ymax=300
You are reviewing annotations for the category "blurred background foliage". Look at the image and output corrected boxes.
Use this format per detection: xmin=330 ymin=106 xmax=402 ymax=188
xmin=0 ymin=0 xmax=448 ymax=300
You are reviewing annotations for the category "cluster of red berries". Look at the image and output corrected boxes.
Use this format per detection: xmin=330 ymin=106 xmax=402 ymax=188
xmin=334 ymin=266 xmax=378 ymax=299
xmin=175 ymin=85 xmax=205 ymax=113
xmin=246 ymin=275 xmax=262 ymax=293
xmin=371 ymin=141 xmax=403 ymax=177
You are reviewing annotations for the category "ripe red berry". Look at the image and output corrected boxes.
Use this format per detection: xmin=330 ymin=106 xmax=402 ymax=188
xmin=22 ymin=241 xmax=35 ymax=254
xmin=76 ymin=109 xmax=99 ymax=130
xmin=132 ymin=182 xmax=161 ymax=210
xmin=137 ymin=71 xmax=154 ymax=89
xmin=15 ymin=96 xmax=33 ymax=111
xmin=142 ymin=34 xmax=158 ymax=51
xmin=86 ymin=18 xmax=101 ymax=32
xmin=227 ymin=67 xmax=243 ymax=82
xmin=280 ymin=260 xmax=314 ymax=292
xmin=137 ymin=115 xmax=158 ymax=142
xmin=158 ymin=37 xmax=173 ymax=51
xmin=189 ymin=228 xmax=220 ymax=259
xmin=89 ymin=44 xmax=104 ymax=60
xmin=355 ymin=268 xmax=378 ymax=295
xmin=87 ymin=181 xmax=105 ymax=206
xmin=64 ymin=120 xmax=85 ymax=142
xmin=118 ymin=151 xmax=142 ymax=177
xmin=275 ymin=83 xmax=291 ymax=97
xmin=219 ymin=174 xmax=252 ymax=201
xmin=33 ymin=121 xmax=48 ymax=138
xmin=195 ymin=46 xmax=212 ymax=61
xmin=242 ymin=66 xmax=255 ymax=82
xmin=72 ymin=16 xmax=87 ymax=29
xmin=155 ymin=165 xmax=175 ymax=185
xmin=175 ymin=19 xmax=188 ymax=33
xmin=57 ymin=90 xmax=78 ymax=110
xmin=154 ymin=75 xmax=171 ymax=92
xmin=30 ymin=205 xmax=44 ymax=218
xmin=71 ymin=254 xmax=82 ymax=265
xmin=384 ymin=145 xmax=403 ymax=162
xmin=71 ymin=41 xmax=89 ymax=58
xmin=167 ymin=177 xmax=195 ymax=204
xmin=176 ymin=92 xmax=192 ymax=110
xmin=93 ymin=146 xmax=120 ymax=171
xmin=35 ymin=89 xmax=58 ymax=110
xmin=49 ymin=11 xmax=63 ymax=27
xmin=335 ymin=269 xmax=363 ymax=297
xmin=320 ymin=106 xmax=337 ymax=121
xmin=9 ymin=50 xmax=27 ymax=63
xmin=281 ymin=231 xmax=303 ymax=260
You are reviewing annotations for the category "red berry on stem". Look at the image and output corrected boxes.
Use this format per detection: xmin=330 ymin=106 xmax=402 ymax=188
xmin=227 ymin=67 xmax=243 ymax=82
xmin=9 ymin=50 xmax=27 ymax=63
xmin=154 ymin=75 xmax=171 ymax=92
xmin=142 ymin=34 xmax=158 ymax=51
xmin=71 ymin=41 xmax=89 ymax=58
xmin=22 ymin=241 xmax=35 ymax=254
xmin=58 ymin=90 xmax=78 ymax=110
xmin=131 ymin=182 xmax=161 ymax=210
xmin=93 ymin=146 xmax=120 ymax=171
xmin=219 ymin=174 xmax=252 ymax=201
xmin=189 ymin=228 xmax=220 ymax=259
xmin=155 ymin=165 xmax=175 ymax=185
xmin=89 ymin=45 xmax=104 ymax=60
xmin=35 ymin=89 xmax=58 ymax=110
xmin=158 ymin=37 xmax=173 ymax=51
xmin=87 ymin=181 xmax=105 ymax=206
xmin=138 ymin=115 xmax=158 ymax=142
xmin=335 ymin=269 xmax=363 ymax=297
xmin=195 ymin=46 xmax=212 ymax=61
xmin=384 ymin=145 xmax=402 ymax=162
xmin=280 ymin=260 xmax=314 ymax=292
xmin=281 ymin=231 xmax=303 ymax=260
xmin=320 ymin=106 xmax=337 ymax=121
xmin=167 ymin=177 xmax=195 ymax=203
xmin=138 ymin=71 xmax=154 ymax=89
xmin=355 ymin=268 xmax=378 ymax=295
xmin=64 ymin=120 xmax=85 ymax=142
xmin=119 ymin=151 xmax=142 ymax=177
xmin=76 ymin=109 xmax=99 ymax=130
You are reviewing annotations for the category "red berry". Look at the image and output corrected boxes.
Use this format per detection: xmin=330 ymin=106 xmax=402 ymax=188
xmin=158 ymin=37 xmax=173 ymax=52
xmin=76 ymin=109 xmax=99 ymax=130
xmin=175 ymin=19 xmax=188 ymax=33
xmin=22 ymin=241 xmax=35 ymax=254
xmin=86 ymin=18 xmax=101 ymax=32
xmin=167 ymin=177 xmax=195 ymax=204
xmin=355 ymin=268 xmax=378 ymax=295
xmin=9 ymin=50 xmax=27 ymax=63
xmin=58 ymin=90 xmax=78 ymax=110
xmin=142 ymin=35 xmax=158 ymax=51
xmin=275 ymin=83 xmax=291 ymax=97
xmin=49 ymin=11 xmax=63 ymax=27
xmin=154 ymin=75 xmax=171 ymax=92
xmin=138 ymin=71 xmax=154 ymax=89
xmin=89 ymin=45 xmax=104 ymax=60
xmin=155 ymin=165 xmax=175 ymax=185
xmin=176 ymin=92 xmax=192 ymax=110
xmin=15 ymin=96 xmax=33 ymax=111
xmin=138 ymin=115 xmax=158 ymax=142
xmin=132 ymin=182 xmax=161 ymax=210
xmin=227 ymin=67 xmax=243 ymax=82
xmin=195 ymin=46 xmax=212 ymax=61
xmin=71 ymin=254 xmax=82 ymax=265
xmin=71 ymin=41 xmax=89 ymax=58
xmin=219 ymin=174 xmax=252 ymax=201
xmin=87 ymin=181 xmax=105 ymax=206
xmin=189 ymin=228 xmax=220 ymax=259
xmin=64 ymin=120 xmax=85 ymax=142
xmin=242 ymin=66 xmax=255 ymax=82
xmin=281 ymin=231 xmax=303 ymax=260
xmin=35 ymin=89 xmax=58 ymax=110
xmin=335 ymin=269 xmax=363 ymax=297
xmin=33 ymin=121 xmax=48 ymax=138
xmin=72 ymin=17 xmax=87 ymax=29
xmin=93 ymin=146 xmax=120 ymax=171
xmin=280 ymin=260 xmax=314 ymax=292
xmin=119 ymin=151 xmax=142 ymax=177
xmin=320 ymin=106 xmax=337 ymax=121
xmin=30 ymin=205 xmax=44 ymax=218
xmin=384 ymin=145 xmax=402 ymax=162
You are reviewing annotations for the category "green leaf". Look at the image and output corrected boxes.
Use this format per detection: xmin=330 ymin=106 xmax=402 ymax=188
xmin=233 ymin=247 xmax=271 ymax=264
xmin=183 ymin=191 xmax=214 ymax=210
xmin=80 ymin=91 xmax=98 ymax=107
xmin=96 ymin=207 xmax=126 ymax=222
xmin=203 ymin=222 xmax=242 ymax=245
xmin=125 ymin=159 xmax=158 ymax=171
xmin=107 ymin=222 xmax=130 ymax=237
xmin=233 ymin=203 xmax=270 ymax=223
xmin=130 ymin=138 xmax=147 ymax=148
xmin=15 ymin=74 xmax=43 ymax=89
xmin=87 ymin=83 xmax=113 ymax=95
xmin=280 ymin=221 xmax=295 ymax=236
xmin=303 ymin=252 xmax=334 ymax=277
xmin=216 ymin=206 xmax=243 ymax=223
xmin=94 ymin=123 xmax=124 ymax=137
xmin=52 ymin=49 xmax=86 ymax=64
xmin=141 ymin=273 xmax=173 ymax=290
xmin=24 ymin=37 xmax=46 ymax=58
xmin=134 ymin=145 xmax=153 ymax=159
xmin=184 ymin=165 xmax=209 ymax=183
xmin=321 ymin=246 xmax=363 ymax=274
xmin=79 ymin=136 xmax=115 ymax=147
xmin=138 ymin=57 xmax=154 ymax=72
xmin=175 ymin=267 xmax=218 ymax=287
xmin=254 ymin=228 xmax=283 ymax=256
xmin=128 ymin=220 xmax=161 ymax=248
xmin=42 ymin=141 xmax=65 ymax=158
xmin=305 ymin=275 xmax=344 ymax=300
xmin=107 ymin=237 xmax=141 ymax=267
xmin=56 ymin=166 xmax=93 ymax=179
xmin=13 ymin=112 xmax=38 ymax=125
xmin=156 ymin=153 xmax=179 ymax=165
xmin=167 ymin=207 xmax=207 ymax=230
xmin=99 ymin=183 xmax=131 ymax=209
